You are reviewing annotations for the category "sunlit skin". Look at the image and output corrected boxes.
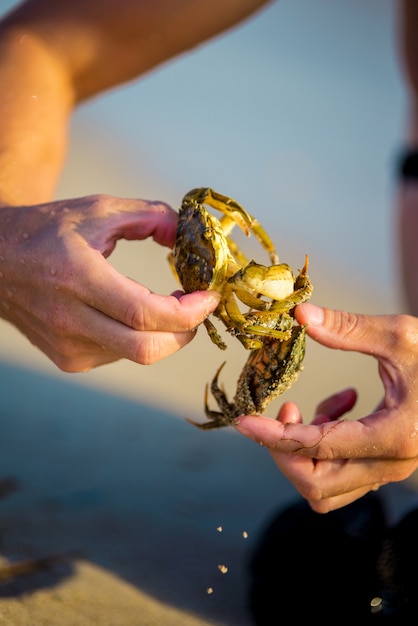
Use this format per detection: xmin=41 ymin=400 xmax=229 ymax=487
xmin=235 ymin=302 xmax=418 ymax=512
xmin=0 ymin=197 xmax=220 ymax=371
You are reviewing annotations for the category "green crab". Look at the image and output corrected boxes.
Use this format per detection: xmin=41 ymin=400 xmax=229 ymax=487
xmin=187 ymin=326 xmax=306 ymax=429
xmin=170 ymin=187 xmax=313 ymax=429
xmin=187 ymin=259 xmax=311 ymax=429
xmin=170 ymin=188 xmax=312 ymax=350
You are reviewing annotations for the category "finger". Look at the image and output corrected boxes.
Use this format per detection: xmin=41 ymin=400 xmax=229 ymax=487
xmin=111 ymin=201 xmax=179 ymax=248
xmin=313 ymin=388 xmax=357 ymax=423
xmin=275 ymin=391 xmax=357 ymax=430
xmin=266 ymin=451 xmax=374 ymax=511
xmin=270 ymin=449 xmax=417 ymax=509
xmin=235 ymin=414 xmax=336 ymax=454
xmin=294 ymin=302 xmax=414 ymax=360
xmin=270 ymin=450 xmax=374 ymax=513
xmin=308 ymin=487 xmax=374 ymax=513
xmin=6 ymin=304 xmax=120 ymax=371
xmin=276 ymin=401 xmax=303 ymax=425
xmin=76 ymin=312 xmax=197 ymax=366
xmin=62 ymin=247 xmax=220 ymax=332
xmin=235 ymin=412 xmax=405 ymax=461
xmin=267 ymin=452 xmax=371 ymax=510
xmin=68 ymin=196 xmax=179 ymax=251
xmin=268 ymin=452 xmax=370 ymax=498
xmin=12 ymin=297 xmax=197 ymax=371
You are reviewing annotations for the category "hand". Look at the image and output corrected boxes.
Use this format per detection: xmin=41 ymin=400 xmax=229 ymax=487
xmin=235 ymin=302 xmax=418 ymax=512
xmin=0 ymin=195 xmax=220 ymax=371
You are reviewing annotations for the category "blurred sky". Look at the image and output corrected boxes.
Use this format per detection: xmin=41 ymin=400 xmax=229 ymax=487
xmin=2 ymin=0 xmax=405 ymax=297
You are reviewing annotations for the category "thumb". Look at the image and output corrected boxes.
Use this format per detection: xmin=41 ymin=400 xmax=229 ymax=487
xmin=295 ymin=302 xmax=398 ymax=359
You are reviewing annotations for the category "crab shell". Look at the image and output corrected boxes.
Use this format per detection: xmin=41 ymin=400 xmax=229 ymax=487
xmin=172 ymin=201 xmax=234 ymax=294
xmin=233 ymin=324 xmax=307 ymax=416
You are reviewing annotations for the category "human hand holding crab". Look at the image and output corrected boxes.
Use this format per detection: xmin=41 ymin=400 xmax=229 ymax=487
xmin=235 ymin=302 xmax=418 ymax=512
xmin=0 ymin=196 xmax=220 ymax=372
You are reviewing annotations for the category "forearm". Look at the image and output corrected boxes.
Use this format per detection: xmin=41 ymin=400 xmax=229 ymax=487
xmin=0 ymin=28 xmax=73 ymax=205
xmin=0 ymin=0 xmax=272 ymax=206
xmin=4 ymin=0 xmax=272 ymax=100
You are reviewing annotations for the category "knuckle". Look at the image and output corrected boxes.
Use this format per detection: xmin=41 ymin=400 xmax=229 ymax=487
xmin=335 ymin=310 xmax=364 ymax=340
xmin=50 ymin=340 xmax=88 ymax=372
xmin=298 ymin=482 xmax=323 ymax=503
xmin=86 ymin=193 xmax=114 ymax=217
xmin=54 ymin=355 xmax=86 ymax=373
xmin=133 ymin=336 xmax=163 ymax=365
xmin=390 ymin=314 xmax=418 ymax=351
xmin=391 ymin=437 xmax=418 ymax=463
xmin=127 ymin=300 xmax=171 ymax=332
xmin=308 ymin=499 xmax=333 ymax=514
xmin=126 ymin=303 xmax=148 ymax=331
xmin=128 ymin=298 xmax=195 ymax=333
xmin=132 ymin=330 xmax=192 ymax=365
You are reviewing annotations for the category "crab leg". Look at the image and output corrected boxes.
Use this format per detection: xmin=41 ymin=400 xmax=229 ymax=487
xmin=184 ymin=187 xmax=279 ymax=264
xmin=186 ymin=362 xmax=234 ymax=429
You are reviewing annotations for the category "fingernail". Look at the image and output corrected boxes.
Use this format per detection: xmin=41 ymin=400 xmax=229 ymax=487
xmin=301 ymin=302 xmax=324 ymax=326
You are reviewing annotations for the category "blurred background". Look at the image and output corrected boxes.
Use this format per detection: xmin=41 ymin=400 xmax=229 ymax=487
xmin=0 ymin=1 xmax=416 ymax=624
xmin=61 ymin=0 xmax=404 ymax=291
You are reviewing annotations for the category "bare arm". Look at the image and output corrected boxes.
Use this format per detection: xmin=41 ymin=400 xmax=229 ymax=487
xmin=0 ymin=0 xmax=272 ymax=205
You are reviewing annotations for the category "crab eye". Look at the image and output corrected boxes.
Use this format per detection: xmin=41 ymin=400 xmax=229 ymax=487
xmin=203 ymin=228 xmax=214 ymax=240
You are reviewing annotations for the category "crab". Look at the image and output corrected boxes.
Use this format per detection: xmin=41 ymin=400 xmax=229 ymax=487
xmin=169 ymin=188 xmax=312 ymax=350
xmin=187 ymin=326 xmax=306 ymax=429
xmin=187 ymin=261 xmax=311 ymax=429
